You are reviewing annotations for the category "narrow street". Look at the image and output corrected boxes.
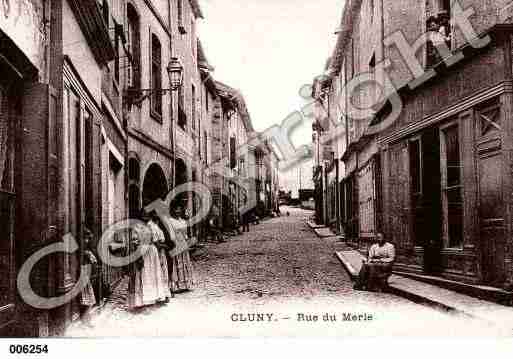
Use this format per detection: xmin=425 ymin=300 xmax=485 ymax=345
xmin=67 ymin=207 xmax=507 ymax=337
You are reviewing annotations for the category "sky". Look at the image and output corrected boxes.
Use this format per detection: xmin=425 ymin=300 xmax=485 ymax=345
xmin=198 ymin=0 xmax=343 ymax=194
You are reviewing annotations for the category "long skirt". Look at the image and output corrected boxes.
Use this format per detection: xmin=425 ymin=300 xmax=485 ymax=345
xmin=80 ymin=282 xmax=96 ymax=307
xmin=129 ymin=265 xmax=144 ymax=309
xmin=170 ymin=250 xmax=194 ymax=292
xmin=357 ymin=262 xmax=393 ymax=290
xmin=140 ymin=244 xmax=165 ymax=305
xmin=158 ymin=249 xmax=172 ymax=299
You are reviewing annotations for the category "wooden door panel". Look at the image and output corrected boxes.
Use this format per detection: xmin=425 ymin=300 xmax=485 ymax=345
xmin=478 ymin=152 xmax=505 ymax=285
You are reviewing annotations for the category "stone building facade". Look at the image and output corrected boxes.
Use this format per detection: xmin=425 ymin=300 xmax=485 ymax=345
xmin=0 ymin=0 xmax=280 ymax=337
xmin=313 ymin=0 xmax=513 ymax=290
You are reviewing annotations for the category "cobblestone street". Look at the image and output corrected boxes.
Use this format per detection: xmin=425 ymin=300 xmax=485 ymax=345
xmin=67 ymin=207 xmax=509 ymax=338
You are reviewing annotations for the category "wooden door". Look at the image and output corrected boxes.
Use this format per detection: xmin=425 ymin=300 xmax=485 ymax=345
xmin=408 ymin=128 xmax=442 ymax=273
xmin=476 ymin=104 xmax=505 ymax=286
xmin=421 ymin=127 xmax=442 ymax=273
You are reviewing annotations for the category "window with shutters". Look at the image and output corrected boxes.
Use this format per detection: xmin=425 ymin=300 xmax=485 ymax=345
xmin=178 ymin=86 xmax=187 ymax=130
xmin=230 ymin=136 xmax=236 ymax=169
xmin=127 ymin=4 xmax=141 ymax=90
xmin=191 ymin=84 xmax=196 ymax=130
xmin=151 ymin=34 xmax=162 ymax=119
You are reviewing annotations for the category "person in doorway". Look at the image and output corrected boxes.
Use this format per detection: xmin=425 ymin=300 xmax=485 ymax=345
xmin=168 ymin=205 xmax=195 ymax=292
xmin=80 ymin=228 xmax=98 ymax=327
xmin=354 ymin=233 xmax=395 ymax=292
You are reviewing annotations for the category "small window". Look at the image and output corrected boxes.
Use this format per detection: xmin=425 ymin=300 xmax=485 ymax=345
xmin=178 ymin=86 xmax=187 ymax=130
xmin=230 ymin=136 xmax=236 ymax=169
xmin=151 ymin=34 xmax=162 ymax=118
xmin=191 ymin=84 xmax=196 ymax=130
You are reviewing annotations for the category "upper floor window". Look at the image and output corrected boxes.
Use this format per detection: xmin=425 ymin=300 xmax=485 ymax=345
xmin=127 ymin=4 xmax=141 ymax=90
xmin=178 ymin=86 xmax=187 ymax=130
xmin=230 ymin=136 xmax=236 ymax=169
xmin=151 ymin=34 xmax=162 ymax=118
xmin=178 ymin=0 xmax=186 ymax=34
xmin=191 ymin=84 xmax=196 ymax=130
xmin=426 ymin=0 xmax=452 ymax=67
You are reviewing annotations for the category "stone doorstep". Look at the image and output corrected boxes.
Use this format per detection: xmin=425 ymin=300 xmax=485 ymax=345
xmin=306 ymin=220 xmax=326 ymax=229
xmin=393 ymin=270 xmax=513 ymax=306
xmin=334 ymin=250 xmax=513 ymax=329
xmin=313 ymin=227 xmax=338 ymax=238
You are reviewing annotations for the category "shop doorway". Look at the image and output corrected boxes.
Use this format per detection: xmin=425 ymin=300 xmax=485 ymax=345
xmin=408 ymin=127 xmax=442 ymax=274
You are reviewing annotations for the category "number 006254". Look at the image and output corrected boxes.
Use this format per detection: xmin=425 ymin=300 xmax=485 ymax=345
xmin=9 ymin=344 xmax=48 ymax=354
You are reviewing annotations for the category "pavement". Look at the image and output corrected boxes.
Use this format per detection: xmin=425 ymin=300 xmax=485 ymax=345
xmin=335 ymin=248 xmax=513 ymax=332
xmin=306 ymin=220 xmax=342 ymax=239
xmin=65 ymin=207 xmax=511 ymax=337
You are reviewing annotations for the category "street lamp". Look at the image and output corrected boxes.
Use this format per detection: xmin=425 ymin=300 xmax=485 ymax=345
xmin=167 ymin=57 xmax=184 ymax=91
xmin=126 ymin=57 xmax=184 ymax=106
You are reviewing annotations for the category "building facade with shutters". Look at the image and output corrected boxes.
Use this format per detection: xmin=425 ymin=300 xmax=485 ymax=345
xmin=313 ymin=0 xmax=513 ymax=290
xmin=0 ymin=0 xmax=281 ymax=337
xmin=0 ymin=0 xmax=130 ymax=336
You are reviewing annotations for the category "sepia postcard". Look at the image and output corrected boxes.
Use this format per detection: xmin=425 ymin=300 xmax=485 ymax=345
xmin=1 ymin=0 xmax=513 ymax=346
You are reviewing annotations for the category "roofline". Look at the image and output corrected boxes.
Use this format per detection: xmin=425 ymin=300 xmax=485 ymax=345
xmin=189 ymin=0 xmax=204 ymax=19
xmin=329 ymin=0 xmax=363 ymax=77
xmin=215 ymin=81 xmax=255 ymax=133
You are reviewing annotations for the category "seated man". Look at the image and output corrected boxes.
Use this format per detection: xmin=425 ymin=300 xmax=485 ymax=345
xmin=354 ymin=233 xmax=395 ymax=292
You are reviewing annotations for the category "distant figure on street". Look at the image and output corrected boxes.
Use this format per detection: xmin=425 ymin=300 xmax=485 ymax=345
xmin=354 ymin=233 xmax=395 ymax=292
xmin=241 ymin=209 xmax=250 ymax=233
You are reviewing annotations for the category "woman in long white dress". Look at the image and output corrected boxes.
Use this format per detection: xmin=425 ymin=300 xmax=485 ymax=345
xmin=128 ymin=213 xmax=165 ymax=308
xmin=148 ymin=214 xmax=172 ymax=301
xmin=169 ymin=205 xmax=194 ymax=292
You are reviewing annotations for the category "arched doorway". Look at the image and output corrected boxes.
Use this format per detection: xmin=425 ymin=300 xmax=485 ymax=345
xmin=142 ymin=163 xmax=168 ymax=207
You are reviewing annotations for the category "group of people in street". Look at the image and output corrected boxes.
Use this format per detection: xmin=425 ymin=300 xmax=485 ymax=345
xmin=127 ymin=204 xmax=195 ymax=311
xmin=78 ymin=198 xmax=282 ymax=322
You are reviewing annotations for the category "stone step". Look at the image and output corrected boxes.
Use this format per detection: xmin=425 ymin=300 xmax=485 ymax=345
xmin=334 ymin=249 xmax=513 ymax=331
